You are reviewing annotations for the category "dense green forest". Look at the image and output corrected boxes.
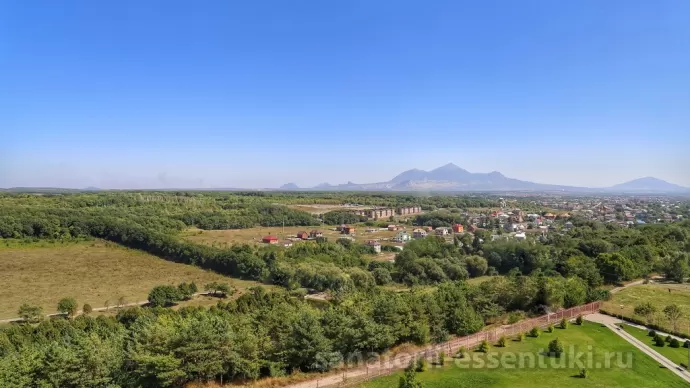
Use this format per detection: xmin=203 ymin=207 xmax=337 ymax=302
xmin=0 ymin=277 xmax=593 ymax=387
xmin=1 ymin=192 xmax=690 ymax=387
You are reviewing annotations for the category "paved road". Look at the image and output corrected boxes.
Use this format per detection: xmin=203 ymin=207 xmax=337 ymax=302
xmin=586 ymin=313 xmax=690 ymax=383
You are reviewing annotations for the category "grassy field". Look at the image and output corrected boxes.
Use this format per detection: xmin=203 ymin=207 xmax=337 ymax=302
xmin=0 ymin=240 xmax=263 ymax=319
xmin=361 ymin=323 xmax=687 ymax=388
xmin=604 ymin=282 xmax=690 ymax=336
xmin=622 ymin=324 xmax=690 ymax=367
xmin=181 ymin=225 xmax=402 ymax=246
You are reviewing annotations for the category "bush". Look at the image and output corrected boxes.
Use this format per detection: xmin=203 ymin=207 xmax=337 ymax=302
xmin=648 ymin=330 xmax=657 ymax=337
xmin=559 ymin=318 xmax=569 ymax=329
xmin=177 ymin=282 xmax=198 ymax=300
xmin=666 ymin=335 xmax=672 ymax=343
xmin=579 ymin=368 xmax=589 ymax=378
xmin=670 ymin=338 xmax=681 ymax=348
xmin=437 ymin=351 xmax=445 ymax=365
xmin=654 ymin=335 xmax=666 ymax=347
xmin=507 ymin=311 xmax=525 ymax=324
xmin=415 ymin=357 xmax=427 ymax=372
xmin=548 ymin=338 xmax=564 ymax=358
xmin=684 ymin=340 xmax=690 ymax=349
xmin=82 ymin=303 xmax=93 ymax=315
xmin=455 ymin=347 xmax=467 ymax=359
xmin=17 ymin=303 xmax=43 ymax=324
xmin=478 ymin=340 xmax=490 ymax=353
xmin=497 ymin=336 xmax=507 ymax=347
xmin=529 ymin=327 xmax=541 ymax=338
xmin=547 ymin=324 xmax=554 ymax=333
xmin=148 ymin=285 xmax=183 ymax=307
xmin=575 ymin=315 xmax=583 ymax=325
xmin=399 ymin=367 xmax=422 ymax=388
xmin=517 ymin=332 xmax=526 ymax=342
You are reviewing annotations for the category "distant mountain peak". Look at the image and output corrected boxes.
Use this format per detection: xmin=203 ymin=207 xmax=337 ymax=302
xmin=431 ymin=163 xmax=465 ymax=172
xmin=300 ymin=164 xmax=689 ymax=193
xmin=279 ymin=183 xmax=299 ymax=190
xmin=611 ymin=177 xmax=687 ymax=192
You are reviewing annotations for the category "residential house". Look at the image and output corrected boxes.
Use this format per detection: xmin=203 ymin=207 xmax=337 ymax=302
xmin=435 ymin=227 xmax=450 ymax=236
xmin=281 ymin=241 xmax=293 ymax=248
xmin=387 ymin=225 xmax=398 ymax=231
xmin=515 ymin=232 xmax=526 ymax=241
xmin=452 ymin=224 xmax=464 ymax=233
xmin=296 ymin=231 xmax=309 ymax=240
xmin=262 ymin=236 xmax=279 ymax=244
xmin=413 ymin=228 xmax=427 ymax=238
xmin=309 ymin=230 xmax=324 ymax=238
xmin=366 ymin=240 xmax=382 ymax=253
xmin=564 ymin=221 xmax=574 ymax=229
xmin=342 ymin=225 xmax=356 ymax=235
xmin=394 ymin=231 xmax=411 ymax=242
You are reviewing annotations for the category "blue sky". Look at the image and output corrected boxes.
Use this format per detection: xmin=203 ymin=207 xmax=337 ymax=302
xmin=1 ymin=0 xmax=689 ymax=189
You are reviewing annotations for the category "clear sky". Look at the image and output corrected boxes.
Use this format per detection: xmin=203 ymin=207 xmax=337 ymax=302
xmin=1 ymin=0 xmax=689 ymax=189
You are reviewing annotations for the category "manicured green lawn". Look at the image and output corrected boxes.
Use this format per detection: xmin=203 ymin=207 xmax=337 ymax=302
xmin=622 ymin=324 xmax=690 ymax=367
xmin=362 ymin=323 xmax=687 ymax=388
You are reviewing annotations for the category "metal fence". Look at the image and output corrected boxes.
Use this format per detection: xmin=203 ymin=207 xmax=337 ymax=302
xmin=309 ymin=301 xmax=601 ymax=388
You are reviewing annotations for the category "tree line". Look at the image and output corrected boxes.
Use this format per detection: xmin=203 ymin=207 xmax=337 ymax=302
xmin=1 ymin=276 xmax=587 ymax=387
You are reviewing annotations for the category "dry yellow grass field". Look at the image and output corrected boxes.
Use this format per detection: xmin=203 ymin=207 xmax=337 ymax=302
xmin=0 ymin=241 xmax=262 ymax=319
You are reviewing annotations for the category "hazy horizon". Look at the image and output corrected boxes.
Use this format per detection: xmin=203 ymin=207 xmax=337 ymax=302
xmin=2 ymin=1 xmax=689 ymax=189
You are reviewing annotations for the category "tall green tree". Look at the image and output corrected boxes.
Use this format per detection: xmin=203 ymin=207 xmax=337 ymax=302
xmin=57 ymin=297 xmax=78 ymax=318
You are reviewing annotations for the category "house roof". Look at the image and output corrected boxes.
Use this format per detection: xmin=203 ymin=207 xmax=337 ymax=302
xmin=263 ymin=235 xmax=278 ymax=240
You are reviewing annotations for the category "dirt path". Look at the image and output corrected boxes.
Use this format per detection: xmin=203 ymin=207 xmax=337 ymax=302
xmin=0 ymin=300 xmax=148 ymax=324
xmin=585 ymin=313 xmax=690 ymax=383
xmin=0 ymin=292 xmax=211 ymax=324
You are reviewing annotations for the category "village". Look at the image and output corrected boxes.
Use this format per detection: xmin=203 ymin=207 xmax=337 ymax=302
xmin=256 ymin=196 xmax=690 ymax=254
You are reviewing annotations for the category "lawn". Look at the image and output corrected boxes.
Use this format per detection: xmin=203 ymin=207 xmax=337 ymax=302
xmin=604 ymin=282 xmax=690 ymax=336
xmin=0 ymin=240 xmax=263 ymax=319
xmin=361 ymin=323 xmax=687 ymax=388
xmin=622 ymin=324 xmax=690 ymax=367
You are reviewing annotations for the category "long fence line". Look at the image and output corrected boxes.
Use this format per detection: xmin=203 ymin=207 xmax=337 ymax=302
xmin=299 ymin=302 xmax=601 ymax=388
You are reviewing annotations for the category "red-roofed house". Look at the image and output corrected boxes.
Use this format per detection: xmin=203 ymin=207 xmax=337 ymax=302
xmin=296 ymin=231 xmax=309 ymax=240
xmin=452 ymin=224 xmax=464 ymax=233
xmin=262 ymin=236 xmax=279 ymax=244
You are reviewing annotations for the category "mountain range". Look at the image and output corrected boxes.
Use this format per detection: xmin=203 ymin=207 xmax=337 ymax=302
xmin=280 ymin=163 xmax=690 ymax=193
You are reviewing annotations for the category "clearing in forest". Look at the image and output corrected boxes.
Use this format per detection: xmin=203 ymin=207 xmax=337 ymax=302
xmin=0 ymin=240 xmax=261 ymax=319
xmin=604 ymin=282 xmax=690 ymax=336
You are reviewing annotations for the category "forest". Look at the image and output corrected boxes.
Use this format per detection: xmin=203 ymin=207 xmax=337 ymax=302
xmin=1 ymin=191 xmax=690 ymax=386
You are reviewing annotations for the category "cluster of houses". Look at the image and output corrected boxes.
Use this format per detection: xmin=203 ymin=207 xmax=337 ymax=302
xmin=533 ymin=196 xmax=688 ymax=226
xmin=362 ymin=224 xmax=467 ymax=253
xmin=262 ymin=229 xmax=324 ymax=247
xmin=352 ymin=206 xmax=422 ymax=219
